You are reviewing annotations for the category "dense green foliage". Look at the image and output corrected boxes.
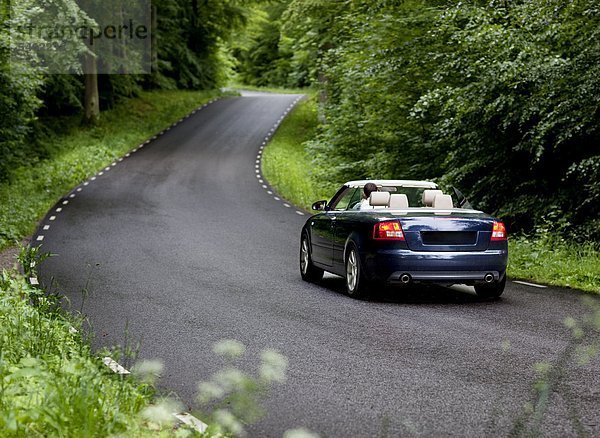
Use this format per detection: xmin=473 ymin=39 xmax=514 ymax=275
xmin=241 ymin=0 xmax=600 ymax=241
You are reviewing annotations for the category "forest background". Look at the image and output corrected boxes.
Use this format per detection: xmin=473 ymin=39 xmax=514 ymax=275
xmin=1 ymin=0 xmax=598 ymax=253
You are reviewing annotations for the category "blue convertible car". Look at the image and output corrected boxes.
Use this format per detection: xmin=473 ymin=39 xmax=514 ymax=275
xmin=300 ymin=180 xmax=508 ymax=299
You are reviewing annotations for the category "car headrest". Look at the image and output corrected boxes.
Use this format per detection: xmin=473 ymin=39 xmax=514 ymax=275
xmin=433 ymin=194 xmax=454 ymax=209
xmin=422 ymin=189 xmax=443 ymax=207
xmin=369 ymin=191 xmax=391 ymax=207
xmin=389 ymin=194 xmax=409 ymax=209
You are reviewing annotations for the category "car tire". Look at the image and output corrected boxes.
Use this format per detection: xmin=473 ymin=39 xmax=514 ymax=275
xmin=300 ymin=233 xmax=324 ymax=282
xmin=474 ymin=275 xmax=506 ymax=299
xmin=345 ymin=244 xmax=370 ymax=299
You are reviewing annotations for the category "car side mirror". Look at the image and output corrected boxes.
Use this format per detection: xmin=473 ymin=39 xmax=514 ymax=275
xmin=312 ymin=200 xmax=328 ymax=211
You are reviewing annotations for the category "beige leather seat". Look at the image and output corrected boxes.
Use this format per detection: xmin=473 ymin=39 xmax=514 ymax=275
xmin=422 ymin=189 xmax=443 ymax=207
xmin=369 ymin=191 xmax=391 ymax=208
xmin=389 ymin=194 xmax=409 ymax=209
xmin=433 ymin=194 xmax=454 ymax=209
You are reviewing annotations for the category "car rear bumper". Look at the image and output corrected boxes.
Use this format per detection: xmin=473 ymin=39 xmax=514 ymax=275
xmin=366 ymin=248 xmax=508 ymax=284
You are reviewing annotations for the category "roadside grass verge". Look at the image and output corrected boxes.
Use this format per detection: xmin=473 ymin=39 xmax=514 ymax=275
xmin=0 ymin=269 xmax=155 ymax=435
xmin=0 ymin=90 xmax=227 ymax=252
xmin=262 ymin=92 xmax=600 ymax=294
xmin=262 ymin=94 xmax=330 ymax=210
xmin=509 ymin=237 xmax=600 ymax=293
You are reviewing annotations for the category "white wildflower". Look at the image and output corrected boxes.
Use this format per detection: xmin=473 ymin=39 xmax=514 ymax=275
xmin=213 ymin=339 xmax=246 ymax=359
xmin=214 ymin=409 xmax=246 ymax=437
xmin=283 ymin=428 xmax=321 ymax=438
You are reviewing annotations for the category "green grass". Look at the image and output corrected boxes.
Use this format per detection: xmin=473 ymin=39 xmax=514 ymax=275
xmin=509 ymin=237 xmax=600 ymax=293
xmin=262 ymin=94 xmax=331 ymax=210
xmin=0 ymin=269 xmax=154 ymax=436
xmin=263 ymin=92 xmax=600 ymax=294
xmin=0 ymin=90 xmax=227 ymax=251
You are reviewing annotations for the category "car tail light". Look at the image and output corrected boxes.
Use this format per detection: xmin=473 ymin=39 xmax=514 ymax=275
xmin=373 ymin=220 xmax=405 ymax=241
xmin=491 ymin=221 xmax=507 ymax=241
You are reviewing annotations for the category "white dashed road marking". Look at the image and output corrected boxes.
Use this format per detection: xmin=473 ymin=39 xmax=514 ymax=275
xmin=103 ymin=357 xmax=131 ymax=375
xmin=513 ymin=280 xmax=548 ymax=289
xmin=173 ymin=413 xmax=208 ymax=434
xmin=255 ymin=96 xmax=306 ymax=214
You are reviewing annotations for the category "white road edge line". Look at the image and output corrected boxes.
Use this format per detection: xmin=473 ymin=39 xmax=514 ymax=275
xmin=513 ymin=280 xmax=548 ymax=289
xmin=103 ymin=357 xmax=131 ymax=375
xmin=173 ymin=413 xmax=208 ymax=433
xmin=29 ymin=277 xmax=39 ymax=286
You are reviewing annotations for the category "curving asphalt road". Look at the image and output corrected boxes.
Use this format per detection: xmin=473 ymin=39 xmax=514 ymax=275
xmin=37 ymin=92 xmax=599 ymax=437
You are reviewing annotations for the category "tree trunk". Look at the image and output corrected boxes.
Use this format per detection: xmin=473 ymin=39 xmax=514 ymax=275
xmin=148 ymin=4 xmax=159 ymax=87
xmin=84 ymin=54 xmax=100 ymax=124
xmin=152 ymin=4 xmax=157 ymax=71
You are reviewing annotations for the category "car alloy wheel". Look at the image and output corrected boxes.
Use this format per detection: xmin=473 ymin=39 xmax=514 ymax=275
xmin=301 ymin=239 xmax=310 ymax=275
xmin=300 ymin=233 xmax=324 ymax=282
xmin=345 ymin=244 xmax=369 ymax=298
xmin=346 ymin=249 xmax=359 ymax=292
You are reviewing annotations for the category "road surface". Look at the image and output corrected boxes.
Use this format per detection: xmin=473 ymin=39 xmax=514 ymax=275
xmin=37 ymin=92 xmax=600 ymax=437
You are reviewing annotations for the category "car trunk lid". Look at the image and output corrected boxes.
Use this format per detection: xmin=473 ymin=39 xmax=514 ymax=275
xmin=394 ymin=212 xmax=495 ymax=252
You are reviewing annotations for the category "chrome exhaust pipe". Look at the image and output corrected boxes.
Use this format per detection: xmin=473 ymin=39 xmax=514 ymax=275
xmin=400 ymin=274 xmax=411 ymax=284
xmin=484 ymin=273 xmax=494 ymax=283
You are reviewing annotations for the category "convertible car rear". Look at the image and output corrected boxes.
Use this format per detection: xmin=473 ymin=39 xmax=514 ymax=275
xmin=300 ymin=180 xmax=508 ymax=299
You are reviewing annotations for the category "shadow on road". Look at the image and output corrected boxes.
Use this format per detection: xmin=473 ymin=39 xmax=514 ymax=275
xmin=316 ymin=274 xmax=501 ymax=305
